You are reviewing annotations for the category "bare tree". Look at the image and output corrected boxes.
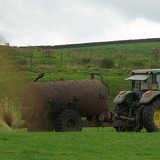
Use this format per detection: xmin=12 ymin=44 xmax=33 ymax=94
xmin=150 ymin=47 xmax=160 ymax=68
xmin=151 ymin=47 xmax=160 ymax=61
xmin=116 ymin=50 xmax=126 ymax=68
xmin=0 ymin=34 xmax=9 ymax=45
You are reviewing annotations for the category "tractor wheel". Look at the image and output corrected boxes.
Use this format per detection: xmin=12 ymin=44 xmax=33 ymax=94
xmin=142 ymin=98 xmax=160 ymax=132
xmin=113 ymin=104 xmax=134 ymax=132
xmin=55 ymin=109 xmax=82 ymax=132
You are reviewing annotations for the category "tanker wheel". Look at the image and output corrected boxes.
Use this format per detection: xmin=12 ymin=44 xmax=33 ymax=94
xmin=55 ymin=109 xmax=82 ymax=132
xmin=113 ymin=104 xmax=134 ymax=132
xmin=142 ymin=98 xmax=160 ymax=132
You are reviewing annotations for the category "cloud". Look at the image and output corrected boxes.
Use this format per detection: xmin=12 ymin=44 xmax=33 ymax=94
xmin=105 ymin=18 xmax=160 ymax=41
xmin=1 ymin=0 xmax=160 ymax=46
xmin=94 ymin=0 xmax=160 ymax=22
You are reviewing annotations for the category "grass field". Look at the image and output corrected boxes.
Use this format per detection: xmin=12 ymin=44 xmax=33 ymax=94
xmin=0 ymin=43 xmax=160 ymax=160
xmin=0 ymin=128 xmax=160 ymax=160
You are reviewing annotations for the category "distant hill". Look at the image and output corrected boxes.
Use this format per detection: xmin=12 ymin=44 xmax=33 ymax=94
xmin=30 ymin=37 xmax=160 ymax=50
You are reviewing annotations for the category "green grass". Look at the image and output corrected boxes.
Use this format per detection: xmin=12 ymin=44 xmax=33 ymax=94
xmin=0 ymin=128 xmax=160 ymax=160
xmin=14 ymin=41 xmax=160 ymax=70
xmin=0 ymin=44 xmax=160 ymax=160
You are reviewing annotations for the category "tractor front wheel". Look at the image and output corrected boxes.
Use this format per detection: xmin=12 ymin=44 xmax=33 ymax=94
xmin=55 ymin=109 xmax=82 ymax=132
xmin=142 ymin=98 xmax=160 ymax=132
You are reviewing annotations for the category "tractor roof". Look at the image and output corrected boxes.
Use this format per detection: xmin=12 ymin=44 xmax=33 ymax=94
xmin=125 ymin=74 xmax=150 ymax=81
xmin=132 ymin=69 xmax=160 ymax=75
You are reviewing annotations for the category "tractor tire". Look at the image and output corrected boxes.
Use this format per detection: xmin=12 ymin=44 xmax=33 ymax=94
xmin=142 ymin=98 xmax=160 ymax=132
xmin=55 ymin=109 xmax=82 ymax=132
xmin=113 ymin=104 xmax=134 ymax=132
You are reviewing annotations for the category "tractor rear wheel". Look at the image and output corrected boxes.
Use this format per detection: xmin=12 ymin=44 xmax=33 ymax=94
xmin=55 ymin=109 xmax=82 ymax=132
xmin=142 ymin=98 xmax=160 ymax=132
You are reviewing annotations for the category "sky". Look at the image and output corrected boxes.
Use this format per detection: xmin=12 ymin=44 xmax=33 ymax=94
xmin=1 ymin=0 xmax=160 ymax=46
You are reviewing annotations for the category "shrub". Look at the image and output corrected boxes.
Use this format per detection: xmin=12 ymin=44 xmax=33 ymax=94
xmin=81 ymin=57 xmax=90 ymax=64
xmin=132 ymin=60 xmax=145 ymax=68
xmin=0 ymin=95 xmax=17 ymax=129
xmin=100 ymin=58 xmax=115 ymax=68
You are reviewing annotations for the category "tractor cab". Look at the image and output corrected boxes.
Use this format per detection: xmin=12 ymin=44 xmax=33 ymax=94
xmin=126 ymin=74 xmax=152 ymax=92
xmin=126 ymin=69 xmax=160 ymax=92
xmin=125 ymin=72 xmax=160 ymax=92
xmin=123 ymin=69 xmax=160 ymax=101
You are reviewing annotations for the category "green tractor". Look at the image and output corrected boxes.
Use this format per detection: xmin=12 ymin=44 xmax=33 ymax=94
xmin=113 ymin=69 xmax=160 ymax=132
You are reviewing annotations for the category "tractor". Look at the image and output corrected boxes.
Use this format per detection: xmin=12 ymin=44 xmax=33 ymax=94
xmin=113 ymin=68 xmax=160 ymax=132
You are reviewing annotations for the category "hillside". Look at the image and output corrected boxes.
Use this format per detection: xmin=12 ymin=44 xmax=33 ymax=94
xmin=1 ymin=39 xmax=160 ymax=159
xmin=1 ymin=39 xmax=160 ymax=114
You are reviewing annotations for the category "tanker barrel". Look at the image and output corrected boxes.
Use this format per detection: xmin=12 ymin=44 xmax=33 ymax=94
xmin=22 ymin=79 xmax=108 ymax=132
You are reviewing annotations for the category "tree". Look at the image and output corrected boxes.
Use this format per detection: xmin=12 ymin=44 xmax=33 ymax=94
xmin=116 ymin=50 xmax=126 ymax=68
xmin=150 ymin=47 xmax=160 ymax=68
xmin=0 ymin=34 xmax=9 ymax=45
xmin=151 ymin=47 xmax=160 ymax=61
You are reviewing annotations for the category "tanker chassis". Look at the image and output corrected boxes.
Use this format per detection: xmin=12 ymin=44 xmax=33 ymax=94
xmin=21 ymin=70 xmax=160 ymax=132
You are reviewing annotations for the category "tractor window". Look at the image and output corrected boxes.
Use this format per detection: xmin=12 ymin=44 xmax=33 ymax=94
xmin=156 ymin=74 xmax=160 ymax=90
xmin=132 ymin=80 xmax=141 ymax=91
xmin=141 ymin=76 xmax=152 ymax=91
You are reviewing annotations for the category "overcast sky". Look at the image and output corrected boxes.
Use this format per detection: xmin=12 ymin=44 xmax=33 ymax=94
xmin=1 ymin=0 xmax=160 ymax=46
